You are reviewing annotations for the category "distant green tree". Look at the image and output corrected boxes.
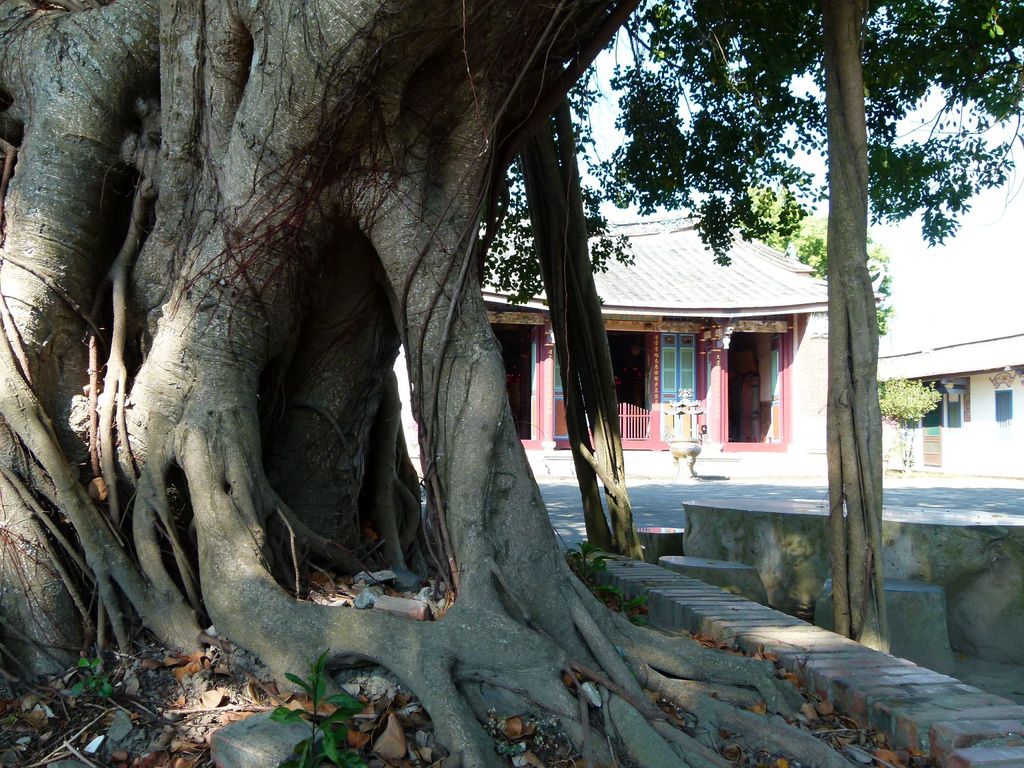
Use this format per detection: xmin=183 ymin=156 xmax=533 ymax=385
xmin=879 ymin=379 xmax=943 ymax=468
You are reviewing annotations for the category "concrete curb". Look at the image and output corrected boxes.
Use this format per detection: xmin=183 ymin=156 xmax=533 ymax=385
xmin=598 ymin=559 xmax=1024 ymax=767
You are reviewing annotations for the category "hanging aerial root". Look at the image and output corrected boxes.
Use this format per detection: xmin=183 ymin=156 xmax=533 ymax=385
xmin=96 ymin=170 xmax=154 ymax=524
xmin=132 ymin=430 xmax=202 ymax=614
xmin=0 ymin=324 xmax=200 ymax=651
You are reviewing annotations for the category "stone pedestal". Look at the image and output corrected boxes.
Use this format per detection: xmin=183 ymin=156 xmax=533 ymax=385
xmin=659 ymin=555 xmax=769 ymax=604
xmin=815 ymin=578 xmax=957 ymax=674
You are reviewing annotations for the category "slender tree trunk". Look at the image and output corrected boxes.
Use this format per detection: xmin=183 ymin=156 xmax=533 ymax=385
xmin=822 ymin=0 xmax=888 ymax=650
xmin=520 ymin=102 xmax=641 ymax=558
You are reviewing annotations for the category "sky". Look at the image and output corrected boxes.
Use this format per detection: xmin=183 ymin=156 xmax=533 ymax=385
xmin=873 ymin=178 xmax=1024 ymax=355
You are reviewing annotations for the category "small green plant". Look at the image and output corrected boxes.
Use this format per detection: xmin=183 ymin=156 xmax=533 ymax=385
xmin=592 ymin=585 xmax=648 ymax=625
xmin=879 ymin=378 xmax=943 ymax=469
xmin=622 ymin=595 xmax=649 ymax=626
xmin=270 ymin=651 xmax=366 ymax=768
xmin=70 ymin=657 xmax=113 ymax=698
xmin=566 ymin=541 xmax=610 ymax=583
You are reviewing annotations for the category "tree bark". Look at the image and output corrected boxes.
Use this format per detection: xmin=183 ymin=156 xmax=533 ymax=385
xmin=822 ymin=0 xmax=888 ymax=650
xmin=520 ymin=102 xmax=641 ymax=558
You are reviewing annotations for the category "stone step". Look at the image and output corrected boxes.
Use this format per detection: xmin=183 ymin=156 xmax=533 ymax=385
xmin=946 ymin=746 xmax=1024 ymax=767
xmin=211 ymin=711 xmax=313 ymax=768
xmin=658 ymin=555 xmax=769 ymax=604
xmin=637 ymin=526 xmax=685 ymax=564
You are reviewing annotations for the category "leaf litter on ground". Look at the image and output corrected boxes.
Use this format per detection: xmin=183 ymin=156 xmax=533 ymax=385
xmin=2 ymin=558 xmax=936 ymax=768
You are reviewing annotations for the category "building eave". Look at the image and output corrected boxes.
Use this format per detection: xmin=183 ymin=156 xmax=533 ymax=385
xmin=481 ymin=291 xmax=826 ymax=319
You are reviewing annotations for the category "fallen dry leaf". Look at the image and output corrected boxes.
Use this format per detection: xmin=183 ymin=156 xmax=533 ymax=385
xmin=244 ymin=680 xmax=262 ymax=703
xmin=815 ymin=699 xmax=834 ymax=716
xmin=88 ymin=476 xmax=108 ymax=502
xmin=501 ymin=716 xmax=525 ymax=739
xmin=348 ymin=728 xmax=372 ymax=749
xmin=874 ymin=747 xmax=905 ymax=765
xmin=140 ymin=658 xmax=163 ymax=671
xmin=21 ymin=708 xmax=48 ymax=728
xmin=137 ymin=751 xmax=172 ymax=768
xmin=169 ymin=739 xmax=203 ymax=753
xmin=373 ymin=713 xmax=407 ymax=761
xmin=799 ymin=702 xmax=818 ymax=720
xmin=200 ymin=689 xmax=227 ymax=709
xmin=747 ymin=702 xmax=767 ymax=715
xmin=219 ymin=711 xmax=255 ymax=724
xmin=167 ymin=652 xmax=208 ymax=682
xmin=722 ymin=743 xmax=743 ymax=761
xmin=774 ymin=759 xmax=789 ymax=768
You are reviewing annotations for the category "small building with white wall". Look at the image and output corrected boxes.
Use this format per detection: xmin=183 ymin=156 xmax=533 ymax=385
xmin=878 ymin=332 xmax=1024 ymax=478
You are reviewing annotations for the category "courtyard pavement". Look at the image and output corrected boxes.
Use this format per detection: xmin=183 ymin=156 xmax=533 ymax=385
xmin=541 ymin=474 xmax=1024 ymax=546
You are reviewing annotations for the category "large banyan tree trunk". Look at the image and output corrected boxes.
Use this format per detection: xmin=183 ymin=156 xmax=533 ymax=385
xmin=0 ymin=1 xmax=857 ymax=765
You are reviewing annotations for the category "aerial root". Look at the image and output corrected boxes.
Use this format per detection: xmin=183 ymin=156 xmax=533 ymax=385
xmin=96 ymin=173 xmax=153 ymax=523
xmin=268 ymin=494 xmax=367 ymax=575
xmin=649 ymin=720 xmax=731 ymax=768
xmin=133 ymin=434 xmax=202 ymax=614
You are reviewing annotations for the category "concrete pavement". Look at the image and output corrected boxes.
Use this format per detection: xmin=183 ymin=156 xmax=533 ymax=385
xmin=541 ymin=475 xmax=1024 ymax=546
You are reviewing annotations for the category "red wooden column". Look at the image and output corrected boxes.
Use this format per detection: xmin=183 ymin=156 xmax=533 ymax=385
xmin=649 ymin=332 xmax=662 ymax=444
xmin=538 ymin=321 xmax=557 ymax=449
xmin=705 ymin=345 xmax=727 ymax=445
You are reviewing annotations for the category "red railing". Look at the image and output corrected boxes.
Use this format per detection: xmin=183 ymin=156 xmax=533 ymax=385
xmin=618 ymin=403 xmax=651 ymax=441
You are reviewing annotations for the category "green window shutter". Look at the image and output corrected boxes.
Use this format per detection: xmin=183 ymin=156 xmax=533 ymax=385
xmin=996 ymin=390 xmax=1013 ymax=425
xmin=661 ymin=334 xmax=678 ymax=399
xmin=679 ymin=345 xmax=695 ymax=399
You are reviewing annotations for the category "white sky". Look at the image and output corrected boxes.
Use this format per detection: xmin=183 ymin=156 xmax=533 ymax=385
xmin=874 ymin=178 xmax=1024 ymax=354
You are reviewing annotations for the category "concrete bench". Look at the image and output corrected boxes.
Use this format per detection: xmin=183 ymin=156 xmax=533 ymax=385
xmin=681 ymin=498 xmax=1024 ymax=664
xmin=815 ymin=578 xmax=956 ymax=674
xmin=659 ymin=555 xmax=769 ymax=604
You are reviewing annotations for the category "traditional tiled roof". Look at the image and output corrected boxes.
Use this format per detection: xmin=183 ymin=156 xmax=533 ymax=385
xmin=483 ymin=217 xmax=829 ymax=318
xmin=879 ymin=332 xmax=1024 ymax=380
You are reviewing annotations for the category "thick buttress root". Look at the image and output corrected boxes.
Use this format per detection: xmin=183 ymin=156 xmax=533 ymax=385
xmin=149 ymin=381 xmax=847 ymax=768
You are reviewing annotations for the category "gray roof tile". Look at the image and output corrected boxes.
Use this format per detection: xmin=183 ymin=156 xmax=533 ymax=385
xmin=484 ymin=218 xmax=828 ymax=317
xmin=592 ymin=220 xmax=827 ymax=316
xmin=879 ymin=333 xmax=1024 ymax=379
